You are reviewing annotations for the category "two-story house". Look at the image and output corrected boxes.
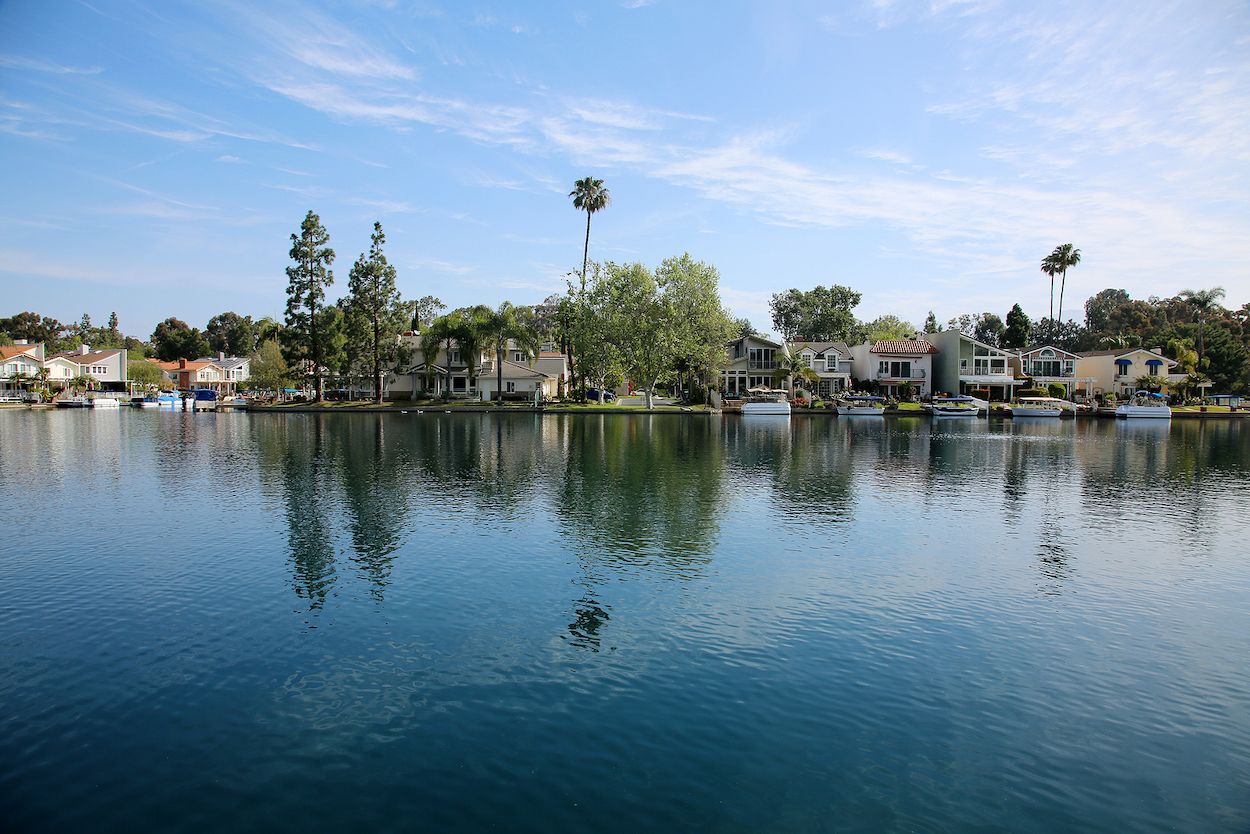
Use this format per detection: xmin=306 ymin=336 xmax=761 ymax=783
xmin=1012 ymin=345 xmax=1095 ymax=400
xmin=47 ymin=346 xmax=129 ymax=391
xmin=720 ymin=334 xmax=787 ymax=395
xmin=850 ymin=339 xmax=936 ymax=397
xmin=1 ymin=341 xmax=45 ymax=395
xmin=1075 ymin=347 xmax=1181 ymax=398
xmin=173 ymin=358 xmax=225 ymax=391
xmin=195 ymin=354 xmax=251 ymax=390
xmin=389 ymin=331 xmax=567 ymax=400
xmin=787 ymin=341 xmax=853 ymax=398
xmin=926 ymin=330 xmax=1018 ymax=401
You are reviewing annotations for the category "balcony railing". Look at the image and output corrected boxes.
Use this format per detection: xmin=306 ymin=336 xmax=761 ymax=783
xmin=877 ymin=370 xmax=926 ymax=379
xmin=747 ymin=360 xmax=778 ymax=370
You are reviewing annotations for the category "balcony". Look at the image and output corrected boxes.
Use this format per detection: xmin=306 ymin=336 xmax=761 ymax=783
xmin=877 ymin=370 xmax=926 ymax=380
xmin=747 ymin=360 xmax=778 ymax=370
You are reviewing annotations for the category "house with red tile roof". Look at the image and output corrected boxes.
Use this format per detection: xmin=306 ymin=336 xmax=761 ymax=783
xmin=850 ymin=338 xmax=937 ymax=397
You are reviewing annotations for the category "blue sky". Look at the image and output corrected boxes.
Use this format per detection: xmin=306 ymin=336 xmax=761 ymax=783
xmin=2 ymin=0 xmax=1248 ymax=338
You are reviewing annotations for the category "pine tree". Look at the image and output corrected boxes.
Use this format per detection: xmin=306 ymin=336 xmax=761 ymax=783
xmin=346 ymin=222 xmax=404 ymax=402
xmin=1003 ymin=304 xmax=1031 ymax=349
xmin=285 ymin=211 xmax=335 ymax=400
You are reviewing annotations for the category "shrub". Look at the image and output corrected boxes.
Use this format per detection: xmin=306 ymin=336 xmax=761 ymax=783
xmin=793 ymin=396 xmax=810 ymax=408
xmin=1017 ymin=387 xmax=1048 ymax=398
xmin=1046 ymin=382 xmax=1068 ymax=399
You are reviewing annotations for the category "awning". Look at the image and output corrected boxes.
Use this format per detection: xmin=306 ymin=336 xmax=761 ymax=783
xmin=1114 ymin=358 xmax=1132 ymax=366
xmin=1145 ymin=359 xmax=1164 ymax=366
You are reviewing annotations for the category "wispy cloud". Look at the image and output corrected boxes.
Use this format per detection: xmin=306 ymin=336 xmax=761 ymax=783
xmin=0 ymin=55 xmax=103 ymax=75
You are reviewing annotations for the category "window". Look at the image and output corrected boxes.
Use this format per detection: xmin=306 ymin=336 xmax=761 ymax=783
xmin=449 ymin=350 xmax=461 ymax=364
xmin=453 ymin=376 xmax=466 ymax=391
xmin=748 ymin=348 xmax=774 ymax=369
xmin=506 ymin=381 xmax=515 ymax=392
xmin=512 ymin=351 xmax=524 ymax=363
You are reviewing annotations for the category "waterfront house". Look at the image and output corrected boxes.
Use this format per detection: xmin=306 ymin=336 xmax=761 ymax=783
xmin=1074 ymin=348 xmax=1180 ymax=398
xmin=786 ymin=341 xmax=853 ymax=398
xmin=194 ymin=353 xmax=250 ymax=390
xmin=172 ymin=358 xmax=225 ymax=391
xmin=389 ymin=331 xmax=568 ymax=400
xmin=47 ymin=346 xmax=129 ymax=391
xmin=43 ymin=356 xmax=79 ymax=389
xmin=926 ymin=330 xmax=1018 ymax=401
xmin=849 ymin=339 xmax=936 ymax=398
xmin=1 ymin=341 xmax=45 ymax=395
xmin=1012 ymin=345 xmax=1096 ymax=400
xmin=721 ymin=334 xmax=785 ymax=396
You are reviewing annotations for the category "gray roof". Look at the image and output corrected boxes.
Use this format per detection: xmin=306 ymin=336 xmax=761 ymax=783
xmin=787 ymin=340 xmax=851 ymax=357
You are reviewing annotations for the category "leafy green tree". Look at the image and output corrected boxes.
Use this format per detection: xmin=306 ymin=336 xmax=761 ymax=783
xmin=250 ymin=339 xmax=290 ymax=395
xmin=1084 ymin=288 xmax=1130 ymax=332
xmin=657 ymin=254 xmax=736 ymax=399
xmin=345 ymin=222 xmax=406 ymax=402
xmin=0 ymin=312 xmax=65 ymax=346
xmin=923 ymin=311 xmax=941 ymax=333
xmin=597 ymin=262 xmax=677 ymax=409
xmin=769 ymin=285 xmax=862 ymax=341
xmin=475 ymin=301 xmax=540 ymax=401
xmin=570 ymin=177 xmax=611 ymax=289
xmin=127 ymin=359 xmax=165 ymax=389
xmin=151 ymin=317 xmax=209 ymax=361
xmin=1041 ymin=243 xmax=1081 ymax=340
xmin=974 ymin=313 xmax=1005 ymax=347
xmin=1003 ymin=304 xmax=1031 ymax=349
xmin=861 ymin=314 xmax=917 ymax=342
xmin=411 ymin=295 xmax=446 ymax=330
xmin=284 ymin=210 xmax=336 ymax=400
xmin=256 ymin=316 xmax=284 ymax=345
xmin=206 ymin=312 xmax=258 ymax=357
xmin=732 ymin=316 xmax=759 ymax=339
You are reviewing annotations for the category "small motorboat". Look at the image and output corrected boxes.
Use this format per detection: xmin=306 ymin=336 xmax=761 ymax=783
xmin=929 ymin=395 xmax=979 ymax=417
xmin=1011 ymin=396 xmax=1066 ymax=418
xmin=131 ymin=395 xmax=161 ymax=408
xmin=741 ymin=388 xmax=791 ymax=416
xmin=90 ymin=397 xmax=120 ymax=409
xmin=1116 ymin=391 xmax=1171 ymax=419
xmin=836 ymin=395 xmax=885 ymax=415
xmin=192 ymin=388 xmax=217 ymax=411
xmin=55 ymin=395 xmax=90 ymax=409
xmin=156 ymin=392 xmax=181 ymax=408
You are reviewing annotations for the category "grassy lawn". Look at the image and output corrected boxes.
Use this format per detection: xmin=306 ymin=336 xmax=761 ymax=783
xmin=891 ymin=402 xmax=925 ymax=412
xmin=1173 ymin=405 xmax=1236 ymax=413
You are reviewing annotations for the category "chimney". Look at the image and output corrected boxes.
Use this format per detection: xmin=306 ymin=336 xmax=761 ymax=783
xmin=80 ymin=344 xmax=90 ymax=355
xmin=14 ymin=339 xmax=27 ymax=345
xmin=179 ymin=359 xmax=188 ymax=369
xmin=218 ymin=351 xmax=225 ymax=361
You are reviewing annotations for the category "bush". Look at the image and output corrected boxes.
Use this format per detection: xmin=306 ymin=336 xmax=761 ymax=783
xmin=793 ymin=396 xmax=810 ymax=408
xmin=1046 ymin=382 xmax=1068 ymax=399
xmin=1017 ymin=387 xmax=1048 ymax=398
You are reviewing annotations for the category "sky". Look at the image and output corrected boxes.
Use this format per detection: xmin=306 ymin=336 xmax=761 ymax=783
xmin=2 ymin=0 xmax=1249 ymax=339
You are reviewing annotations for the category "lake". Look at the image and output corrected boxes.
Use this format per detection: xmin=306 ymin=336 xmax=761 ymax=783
xmin=1 ymin=410 xmax=1248 ymax=832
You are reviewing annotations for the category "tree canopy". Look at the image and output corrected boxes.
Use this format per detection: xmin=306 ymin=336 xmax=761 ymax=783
xmin=769 ymin=285 xmax=862 ymax=342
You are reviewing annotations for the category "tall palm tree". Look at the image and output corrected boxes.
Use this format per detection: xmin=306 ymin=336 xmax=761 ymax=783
xmin=1042 ymin=244 xmax=1081 ymax=341
xmin=419 ymin=316 xmax=453 ymax=397
xmin=1040 ymin=259 xmax=1057 ymax=338
xmin=774 ymin=351 xmax=819 ymax=399
xmin=1178 ymin=287 xmax=1226 ymax=367
xmin=475 ymin=302 xmax=541 ymax=402
xmin=569 ymin=177 xmax=611 ymax=290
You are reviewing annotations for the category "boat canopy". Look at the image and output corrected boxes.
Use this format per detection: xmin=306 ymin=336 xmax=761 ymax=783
xmin=845 ymin=395 xmax=884 ymax=401
xmin=1132 ymin=390 xmax=1166 ymax=398
xmin=1017 ymin=396 xmax=1064 ymax=403
xmin=933 ymin=396 xmax=976 ymax=402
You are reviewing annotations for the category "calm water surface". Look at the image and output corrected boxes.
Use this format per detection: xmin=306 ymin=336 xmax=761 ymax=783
xmin=1 ymin=410 xmax=1248 ymax=832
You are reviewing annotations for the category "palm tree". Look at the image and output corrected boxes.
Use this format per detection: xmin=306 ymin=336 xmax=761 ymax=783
xmin=1178 ymin=287 xmax=1226 ymax=367
xmin=1042 ymin=244 xmax=1081 ymax=341
xmin=419 ymin=315 xmax=453 ymax=397
xmin=774 ymin=350 xmax=819 ymax=399
xmin=475 ymin=302 xmax=541 ymax=402
xmin=1040 ymin=258 xmax=1057 ymax=338
xmin=569 ymin=177 xmax=611 ymax=290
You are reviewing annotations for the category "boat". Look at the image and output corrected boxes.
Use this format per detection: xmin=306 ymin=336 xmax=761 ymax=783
xmin=156 ymin=392 xmax=181 ymax=408
xmin=90 ymin=397 xmax=120 ymax=409
xmin=192 ymin=388 xmax=218 ymax=411
xmin=836 ymin=395 xmax=885 ymax=415
xmin=929 ymin=395 xmax=979 ymax=417
xmin=130 ymin=395 xmax=161 ymax=408
xmin=1116 ymin=391 xmax=1171 ymax=419
xmin=1011 ymin=396 xmax=1066 ymax=418
xmin=55 ymin=395 xmax=90 ymax=408
xmin=741 ymin=388 xmax=791 ymax=416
